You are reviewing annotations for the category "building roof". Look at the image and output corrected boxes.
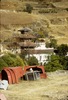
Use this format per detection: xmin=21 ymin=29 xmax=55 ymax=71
xmin=21 ymin=49 xmax=54 ymax=54
xmin=14 ymin=33 xmax=36 ymax=39
xmin=19 ymin=33 xmax=36 ymax=39
xmin=18 ymin=27 xmax=32 ymax=33
xmin=19 ymin=41 xmax=36 ymax=48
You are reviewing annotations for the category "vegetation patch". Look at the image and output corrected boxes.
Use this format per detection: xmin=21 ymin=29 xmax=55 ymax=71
xmin=0 ymin=53 xmax=26 ymax=71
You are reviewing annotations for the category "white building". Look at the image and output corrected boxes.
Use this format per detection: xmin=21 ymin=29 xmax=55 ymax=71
xmin=30 ymin=42 xmax=54 ymax=65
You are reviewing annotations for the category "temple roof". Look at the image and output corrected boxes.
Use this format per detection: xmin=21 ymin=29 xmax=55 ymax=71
xmin=14 ymin=33 xmax=36 ymax=39
xmin=18 ymin=27 xmax=32 ymax=33
xmin=19 ymin=41 xmax=36 ymax=48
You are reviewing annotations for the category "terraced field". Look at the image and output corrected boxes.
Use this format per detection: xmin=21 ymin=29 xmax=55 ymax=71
xmin=0 ymin=0 xmax=68 ymax=44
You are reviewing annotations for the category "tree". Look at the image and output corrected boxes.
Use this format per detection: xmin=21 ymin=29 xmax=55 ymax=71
xmin=50 ymin=39 xmax=57 ymax=48
xmin=64 ymin=56 xmax=68 ymax=70
xmin=59 ymin=56 xmax=68 ymax=70
xmin=1 ymin=54 xmax=25 ymax=67
xmin=56 ymin=44 xmax=68 ymax=56
xmin=27 ymin=56 xmax=38 ymax=66
xmin=2 ymin=54 xmax=16 ymax=67
xmin=14 ymin=56 xmax=25 ymax=67
xmin=44 ymin=55 xmax=63 ymax=72
xmin=0 ymin=58 xmax=8 ymax=71
xmin=24 ymin=4 xmax=33 ymax=13
xmin=46 ymin=39 xmax=57 ymax=48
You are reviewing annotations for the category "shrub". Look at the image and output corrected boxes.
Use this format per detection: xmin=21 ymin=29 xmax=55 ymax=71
xmin=56 ymin=44 xmax=68 ymax=56
xmin=64 ymin=56 xmax=68 ymax=70
xmin=65 ymin=8 xmax=68 ymax=11
xmin=39 ymin=8 xmax=58 ymax=13
xmin=0 ymin=53 xmax=27 ymax=70
xmin=8 ymin=53 xmax=16 ymax=58
xmin=24 ymin=4 xmax=33 ymax=13
xmin=1 ymin=54 xmax=26 ymax=67
xmin=44 ymin=55 xmax=63 ymax=72
xmin=14 ymin=56 xmax=25 ymax=67
xmin=27 ymin=56 xmax=38 ymax=66
xmin=2 ymin=54 xmax=15 ymax=67
xmin=44 ymin=61 xmax=63 ymax=72
xmin=46 ymin=39 xmax=57 ymax=48
xmin=0 ymin=58 xmax=8 ymax=71
xmin=59 ymin=56 xmax=68 ymax=70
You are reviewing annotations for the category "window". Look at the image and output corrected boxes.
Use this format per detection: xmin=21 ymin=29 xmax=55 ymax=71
xmin=40 ymin=56 xmax=42 ymax=61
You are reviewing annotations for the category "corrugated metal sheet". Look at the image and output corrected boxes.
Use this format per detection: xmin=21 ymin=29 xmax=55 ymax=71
xmin=1 ymin=67 xmax=23 ymax=84
xmin=23 ymin=65 xmax=47 ymax=79
xmin=1 ymin=66 xmax=47 ymax=84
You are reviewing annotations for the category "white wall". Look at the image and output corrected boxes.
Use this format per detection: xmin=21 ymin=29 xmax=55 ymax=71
xmin=29 ymin=42 xmax=53 ymax=65
xmin=30 ymin=53 xmax=51 ymax=65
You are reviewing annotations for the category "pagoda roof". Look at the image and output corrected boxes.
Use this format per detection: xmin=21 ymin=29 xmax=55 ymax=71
xmin=19 ymin=41 xmax=36 ymax=48
xmin=18 ymin=27 xmax=32 ymax=33
xmin=14 ymin=33 xmax=36 ymax=39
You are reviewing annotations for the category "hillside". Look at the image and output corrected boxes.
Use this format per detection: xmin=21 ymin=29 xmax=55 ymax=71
xmin=0 ymin=0 xmax=68 ymax=44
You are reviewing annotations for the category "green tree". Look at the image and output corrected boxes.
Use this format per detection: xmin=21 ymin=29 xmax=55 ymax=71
xmin=50 ymin=39 xmax=57 ymax=48
xmin=27 ymin=56 xmax=38 ymax=66
xmin=14 ymin=56 xmax=25 ymax=67
xmin=2 ymin=54 xmax=15 ymax=66
xmin=0 ymin=58 xmax=8 ymax=71
xmin=24 ymin=4 xmax=33 ymax=13
xmin=56 ymin=44 xmax=68 ymax=56
xmin=64 ymin=56 xmax=68 ymax=70
xmin=44 ymin=55 xmax=63 ymax=72
xmin=1 ymin=54 xmax=25 ymax=67
xmin=46 ymin=39 xmax=57 ymax=48
xmin=59 ymin=56 xmax=68 ymax=70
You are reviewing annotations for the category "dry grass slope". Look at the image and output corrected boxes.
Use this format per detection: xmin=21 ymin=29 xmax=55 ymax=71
xmin=0 ymin=70 xmax=68 ymax=100
xmin=0 ymin=11 xmax=35 ymax=26
xmin=0 ymin=0 xmax=68 ymax=44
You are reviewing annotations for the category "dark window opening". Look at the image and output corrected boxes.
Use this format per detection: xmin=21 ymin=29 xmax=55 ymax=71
xmin=26 ymin=67 xmax=43 ymax=74
xmin=33 ymin=67 xmax=42 ymax=73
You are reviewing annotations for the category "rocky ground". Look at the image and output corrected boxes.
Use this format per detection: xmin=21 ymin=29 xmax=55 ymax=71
xmin=0 ymin=70 xmax=68 ymax=100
